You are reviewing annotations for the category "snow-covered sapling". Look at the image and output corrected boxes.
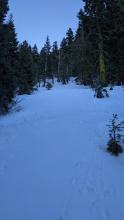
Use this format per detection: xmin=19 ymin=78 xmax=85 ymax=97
xmin=107 ymin=114 xmax=124 ymax=156
xmin=110 ymin=87 xmax=113 ymax=91
xmin=94 ymin=85 xmax=109 ymax=98
xmin=46 ymin=82 xmax=53 ymax=90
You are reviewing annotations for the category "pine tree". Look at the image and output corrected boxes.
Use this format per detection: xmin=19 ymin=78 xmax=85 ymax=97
xmin=0 ymin=0 xmax=9 ymax=23
xmin=58 ymin=28 xmax=74 ymax=81
xmin=74 ymin=8 xmax=98 ymax=85
xmin=83 ymin=0 xmax=106 ymax=85
xmin=74 ymin=9 xmax=84 ymax=82
xmin=74 ymin=9 xmax=89 ymax=84
xmin=18 ymin=41 xmax=36 ymax=94
xmin=102 ymin=0 xmax=124 ymax=84
xmin=39 ymin=36 xmax=52 ymax=86
xmin=115 ymin=1 xmax=124 ymax=84
xmin=80 ymin=0 xmax=124 ymax=86
xmin=39 ymin=47 xmax=47 ymax=86
xmin=66 ymin=28 xmax=74 ymax=76
xmin=51 ymin=41 xmax=59 ymax=81
xmin=44 ymin=36 xmax=52 ymax=78
xmin=7 ymin=14 xmax=19 ymax=78
xmin=32 ymin=44 xmax=41 ymax=87
xmin=59 ymin=37 xmax=69 ymax=84
xmin=0 ymin=2 xmax=18 ymax=114
xmin=66 ymin=28 xmax=74 ymax=45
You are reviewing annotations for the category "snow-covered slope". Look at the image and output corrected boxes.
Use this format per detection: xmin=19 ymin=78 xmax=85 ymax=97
xmin=0 ymin=81 xmax=124 ymax=220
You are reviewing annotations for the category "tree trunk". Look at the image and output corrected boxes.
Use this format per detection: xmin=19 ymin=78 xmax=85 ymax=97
xmin=96 ymin=4 xmax=106 ymax=85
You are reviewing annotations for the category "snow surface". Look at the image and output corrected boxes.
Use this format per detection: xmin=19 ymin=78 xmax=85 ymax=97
xmin=0 ymin=80 xmax=124 ymax=220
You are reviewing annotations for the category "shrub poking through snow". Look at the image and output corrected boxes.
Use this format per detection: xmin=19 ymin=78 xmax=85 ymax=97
xmin=107 ymin=114 xmax=124 ymax=156
xmin=95 ymin=86 xmax=109 ymax=98
xmin=46 ymin=82 xmax=53 ymax=90
xmin=110 ymin=87 xmax=113 ymax=91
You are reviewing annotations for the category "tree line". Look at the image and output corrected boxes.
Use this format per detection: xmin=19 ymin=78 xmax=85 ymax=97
xmin=0 ymin=0 xmax=124 ymax=114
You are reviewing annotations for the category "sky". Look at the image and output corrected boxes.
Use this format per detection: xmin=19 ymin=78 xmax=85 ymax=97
xmin=9 ymin=0 xmax=83 ymax=50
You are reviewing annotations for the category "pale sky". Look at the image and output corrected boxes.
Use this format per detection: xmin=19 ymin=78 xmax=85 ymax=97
xmin=9 ymin=0 xmax=83 ymax=49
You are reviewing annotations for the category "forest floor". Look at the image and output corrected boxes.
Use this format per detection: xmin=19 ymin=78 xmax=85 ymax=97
xmin=0 ymin=80 xmax=124 ymax=220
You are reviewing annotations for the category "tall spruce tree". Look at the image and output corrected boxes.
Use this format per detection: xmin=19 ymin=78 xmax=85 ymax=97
xmin=0 ymin=0 xmax=9 ymax=23
xmin=59 ymin=37 xmax=69 ymax=84
xmin=83 ymin=0 xmax=106 ymax=85
xmin=44 ymin=36 xmax=52 ymax=78
xmin=74 ymin=8 xmax=98 ymax=85
xmin=74 ymin=9 xmax=84 ymax=82
xmin=32 ymin=44 xmax=41 ymax=86
xmin=100 ymin=0 xmax=124 ymax=84
xmin=51 ymin=41 xmax=59 ymax=81
xmin=0 ymin=1 xmax=18 ymax=114
xmin=78 ymin=0 xmax=124 ymax=86
xmin=18 ymin=41 xmax=36 ymax=94
xmin=39 ymin=36 xmax=52 ymax=86
xmin=115 ymin=0 xmax=124 ymax=84
xmin=66 ymin=28 xmax=74 ymax=76
xmin=7 ymin=14 xmax=18 ymax=79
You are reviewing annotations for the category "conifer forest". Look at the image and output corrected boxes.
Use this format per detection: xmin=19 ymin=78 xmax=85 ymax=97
xmin=0 ymin=0 xmax=124 ymax=113
xmin=0 ymin=1 xmax=124 ymax=220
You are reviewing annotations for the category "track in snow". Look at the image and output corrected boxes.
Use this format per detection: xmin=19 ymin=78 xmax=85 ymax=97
xmin=0 ymin=82 xmax=124 ymax=220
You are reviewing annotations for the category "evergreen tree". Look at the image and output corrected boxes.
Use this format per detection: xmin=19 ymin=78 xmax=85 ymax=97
xmin=59 ymin=37 xmax=69 ymax=84
xmin=74 ymin=9 xmax=88 ymax=84
xmin=74 ymin=9 xmax=84 ymax=82
xmin=39 ymin=47 xmax=48 ymax=86
xmin=0 ymin=2 xmax=18 ymax=114
xmin=75 ymin=0 xmax=124 ymax=86
xmin=74 ymin=9 xmax=97 ymax=85
xmin=114 ymin=0 xmax=124 ymax=84
xmin=101 ymin=0 xmax=124 ymax=84
xmin=66 ymin=28 xmax=74 ymax=45
xmin=83 ymin=0 xmax=106 ymax=85
xmin=44 ymin=36 xmax=51 ymax=77
xmin=39 ymin=36 xmax=52 ymax=86
xmin=66 ymin=28 xmax=74 ymax=76
xmin=18 ymin=41 xmax=36 ymax=94
xmin=7 ymin=14 xmax=19 ymax=78
xmin=0 ymin=0 xmax=9 ymax=23
xmin=51 ymin=41 xmax=59 ymax=81
xmin=32 ymin=44 xmax=41 ymax=86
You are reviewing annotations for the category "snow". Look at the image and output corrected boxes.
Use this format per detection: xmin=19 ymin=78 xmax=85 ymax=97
xmin=0 ymin=80 xmax=124 ymax=220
